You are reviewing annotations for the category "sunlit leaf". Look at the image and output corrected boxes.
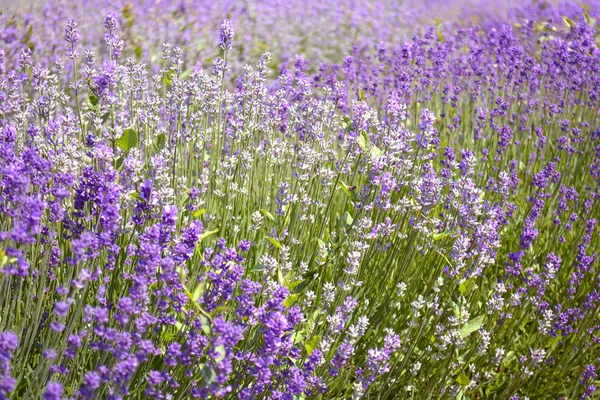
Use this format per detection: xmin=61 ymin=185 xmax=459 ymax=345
xmin=266 ymin=237 xmax=282 ymax=249
xmin=115 ymin=127 xmax=138 ymax=154
xmin=305 ymin=335 xmax=321 ymax=355
xmin=460 ymin=315 xmax=485 ymax=338
xmin=283 ymin=293 xmax=299 ymax=308
xmin=199 ymin=229 xmax=219 ymax=241
xmin=456 ymin=373 xmax=470 ymax=387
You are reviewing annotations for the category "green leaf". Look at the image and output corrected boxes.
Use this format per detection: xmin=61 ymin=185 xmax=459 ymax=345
xmin=287 ymin=279 xmax=304 ymax=291
xmin=432 ymin=231 xmax=451 ymax=241
xmin=283 ymin=293 xmax=299 ymax=308
xmin=341 ymin=116 xmax=353 ymax=132
xmin=213 ymin=344 xmax=226 ymax=362
xmin=251 ymin=264 xmax=264 ymax=271
xmin=340 ymin=181 xmax=351 ymax=197
xmin=304 ymin=309 xmax=321 ymax=334
xmin=456 ymin=373 xmax=470 ymax=387
xmin=180 ymin=69 xmax=192 ymax=80
xmin=178 ymin=194 xmax=190 ymax=208
xmin=174 ymin=321 xmax=185 ymax=331
xmin=339 ymin=181 xmax=359 ymax=202
xmin=266 ymin=237 xmax=282 ymax=249
xmin=562 ymin=16 xmax=574 ymax=27
xmin=450 ymin=300 xmax=460 ymax=316
xmin=199 ymin=229 xmax=219 ymax=241
xmin=211 ymin=305 xmax=229 ymax=317
xmin=163 ymin=69 xmax=175 ymax=88
xmin=193 ymin=209 xmax=206 ymax=219
xmin=192 ymin=281 xmax=206 ymax=302
xmin=260 ymin=209 xmax=275 ymax=223
xmin=162 ymin=328 xmax=177 ymax=342
xmin=357 ymin=130 xmax=370 ymax=153
xmin=305 ymin=335 xmax=321 ymax=355
xmin=177 ymin=266 xmax=186 ymax=283
xmin=459 ymin=315 xmax=485 ymax=338
xmin=155 ymin=133 xmax=167 ymax=151
xmin=201 ymin=365 xmax=215 ymax=384
xmin=342 ymin=211 xmax=354 ymax=227
xmin=371 ymin=145 xmax=382 ymax=158
xmin=115 ymin=127 xmax=138 ymax=154
xmin=437 ymin=29 xmax=445 ymax=42
xmin=200 ymin=316 xmax=211 ymax=335
xmin=87 ymin=93 xmax=99 ymax=109
xmin=458 ymin=278 xmax=476 ymax=295
xmin=114 ymin=156 xmax=124 ymax=170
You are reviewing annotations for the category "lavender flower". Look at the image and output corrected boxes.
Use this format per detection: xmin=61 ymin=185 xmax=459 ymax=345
xmin=219 ymin=19 xmax=234 ymax=50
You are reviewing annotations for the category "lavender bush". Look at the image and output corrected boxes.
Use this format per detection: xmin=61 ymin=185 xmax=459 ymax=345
xmin=0 ymin=0 xmax=599 ymax=399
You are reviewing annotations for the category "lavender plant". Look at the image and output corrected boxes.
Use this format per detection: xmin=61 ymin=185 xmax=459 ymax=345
xmin=0 ymin=0 xmax=599 ymax=399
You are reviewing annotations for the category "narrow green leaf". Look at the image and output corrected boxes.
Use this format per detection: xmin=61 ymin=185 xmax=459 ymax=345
xmin=211 ymin=305 xmax=229 ymax=316
xmin=192 ymin=281 xmax=206 ymax=302
xmin=339 ymin=181 xmax=359 ymax=202
xmin=199 ymin=229 xmax=219 ymax=241
xmin=437 ymin=29 xmax=445 ymax=42
xmin=266 ymin=237 xmax=282 ymax=249
xmin=177 ymin=266 xmax=186 ymax=284
xmin=193 ymin=209 xmax=206 ymax=219
xmin=432 ymin=231 xmax=451 ymax=241
xmin=340 ymin=181 xmax=351 ymax=197
xmin=562 ymin=16 xmax=574 ymax=27
xmin=260 ymin=209 xmax=275 ymax=223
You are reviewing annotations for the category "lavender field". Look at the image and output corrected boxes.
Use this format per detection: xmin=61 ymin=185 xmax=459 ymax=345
xmin=0 ymin=0 xmax=599 ymax=398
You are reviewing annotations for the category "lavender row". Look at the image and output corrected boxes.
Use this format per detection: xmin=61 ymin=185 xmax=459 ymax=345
xmin=0 ymin=1 xmax=599 ymax=399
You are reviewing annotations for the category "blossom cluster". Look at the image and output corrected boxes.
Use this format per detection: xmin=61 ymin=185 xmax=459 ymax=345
xmin=0 ymin=0 xmax=599 ymax=399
